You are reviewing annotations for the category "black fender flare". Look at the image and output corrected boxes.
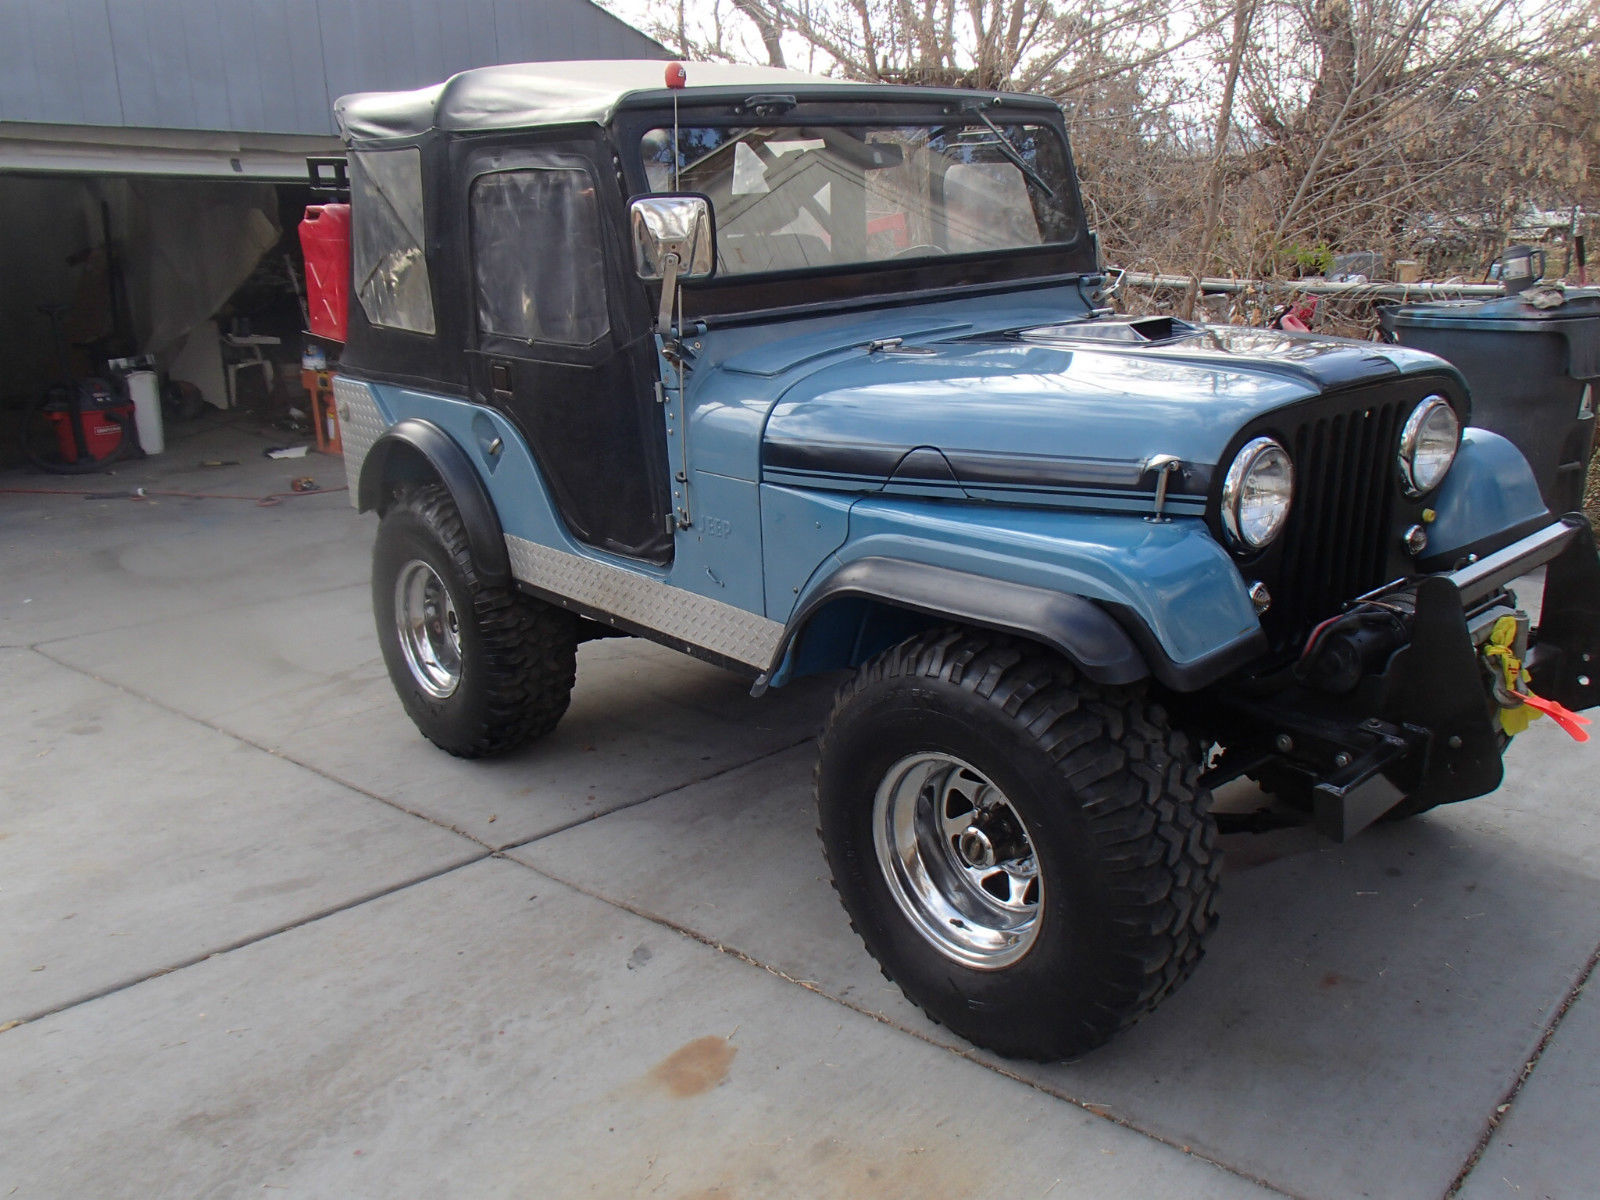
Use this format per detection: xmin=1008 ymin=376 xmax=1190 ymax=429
xmin=358 ymin=419 xmax=510 ymax=584
xmin=771 ymin=556 xmax=1151 ymax=687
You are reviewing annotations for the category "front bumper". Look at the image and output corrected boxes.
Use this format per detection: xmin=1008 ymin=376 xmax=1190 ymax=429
xmin=1211 ymin=516 xmax=1600 ymax=840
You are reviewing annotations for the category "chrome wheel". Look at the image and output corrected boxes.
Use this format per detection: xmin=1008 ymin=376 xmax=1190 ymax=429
xmin=872 ymin=752 xmax=1043 ymax=969
xmin=394 ymin=559 xmax=462 ymax=698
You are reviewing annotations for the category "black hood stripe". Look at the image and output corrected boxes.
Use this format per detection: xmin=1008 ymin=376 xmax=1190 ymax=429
xmin=763 ymin=437 xmax=1213 ymax=496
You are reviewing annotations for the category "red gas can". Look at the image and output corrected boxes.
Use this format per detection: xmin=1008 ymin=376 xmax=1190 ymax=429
xmin=299 ymin=203 xmax=351 ymax=342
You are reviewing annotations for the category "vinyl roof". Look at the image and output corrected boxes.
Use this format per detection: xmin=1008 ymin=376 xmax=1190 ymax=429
xmin=337 ymin=60 xmax=847 ymax=141
xmin=335 ymin=59 xmax=1055 ymax=141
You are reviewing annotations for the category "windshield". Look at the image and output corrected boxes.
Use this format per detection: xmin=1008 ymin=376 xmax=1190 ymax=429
xmin=638 ymin=121 xmax=1080 ymax=277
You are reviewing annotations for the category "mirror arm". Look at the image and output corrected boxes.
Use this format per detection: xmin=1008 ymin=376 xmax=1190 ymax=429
xmin=657 ymin=251 xmax=681 ymax=332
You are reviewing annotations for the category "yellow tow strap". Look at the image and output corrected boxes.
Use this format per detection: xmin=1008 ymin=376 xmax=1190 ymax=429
xmin=1483 ymin=615 xmax=1539 ymax=736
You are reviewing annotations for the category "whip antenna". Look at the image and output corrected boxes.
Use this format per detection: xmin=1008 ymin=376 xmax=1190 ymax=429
xmin=666 ymin=62 xmax=687 ymax=190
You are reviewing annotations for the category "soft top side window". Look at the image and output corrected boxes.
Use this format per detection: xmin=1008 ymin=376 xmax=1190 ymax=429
xmin=470 ymin=167 xmax=609 ymax=349
xmin=349 ymin=147 xmax=436 ymax=335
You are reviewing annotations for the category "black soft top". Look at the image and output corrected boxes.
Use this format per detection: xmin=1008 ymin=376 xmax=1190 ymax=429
xmin=334 ymin=59 xmax=1060 ymax=143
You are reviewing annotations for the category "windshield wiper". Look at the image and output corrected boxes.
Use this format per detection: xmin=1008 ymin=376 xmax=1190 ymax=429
xmin=959 ymin=100 xmax=1056 ymax=200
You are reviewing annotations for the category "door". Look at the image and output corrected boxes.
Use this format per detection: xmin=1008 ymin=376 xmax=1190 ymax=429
xmin=463 ymin=144 xmax=672 ymax=564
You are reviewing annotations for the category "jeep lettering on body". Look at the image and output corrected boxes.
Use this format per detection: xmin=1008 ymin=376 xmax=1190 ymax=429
xmin=323 ymin=60 xmax=1600 ymax=1060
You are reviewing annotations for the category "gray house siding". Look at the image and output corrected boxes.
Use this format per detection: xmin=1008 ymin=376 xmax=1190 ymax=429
xmin=0 ymin=0 xmax=668 ymax=137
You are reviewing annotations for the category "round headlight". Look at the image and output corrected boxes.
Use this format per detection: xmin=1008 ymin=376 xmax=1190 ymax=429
xmin=1222 ymin=436 xmax=1294 ymax=549
xmin=1398 ymin=396 xmax=1460 ymax=496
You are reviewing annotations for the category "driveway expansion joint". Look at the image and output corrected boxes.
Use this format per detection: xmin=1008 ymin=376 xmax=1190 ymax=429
xmin=1443 ymin=934 xmax=1600 ymax=1199
xmin=1 ymin=852 xmax=490 ymax=1035
xmin=29 ymin=644 xmax=498 ymax=851
xmin=492 ymin=731 xmax=820 ymax=854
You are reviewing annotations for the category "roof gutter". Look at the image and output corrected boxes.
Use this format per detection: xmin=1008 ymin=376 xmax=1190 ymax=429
xmin=0 ymin=122 xmax=339 ymax=181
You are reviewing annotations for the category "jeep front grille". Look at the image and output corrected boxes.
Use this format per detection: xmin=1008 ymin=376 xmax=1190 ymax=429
xmin=1256 ymin=396 xmax=1408 ymax=645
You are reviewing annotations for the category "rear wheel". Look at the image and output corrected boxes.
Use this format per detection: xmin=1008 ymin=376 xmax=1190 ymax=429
xmin=373 ymin=484 xmax=577 ymax=757
xmin=815 ymin=628 xmax=1221 ymax=1060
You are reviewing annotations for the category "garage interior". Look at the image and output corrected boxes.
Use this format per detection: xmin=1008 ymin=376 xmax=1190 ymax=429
xmin=0 ymin=163 xmax=324 ymax=469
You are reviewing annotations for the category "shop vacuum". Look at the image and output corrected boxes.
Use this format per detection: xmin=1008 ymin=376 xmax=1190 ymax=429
xmin=38 ymin=378 xmax=137 ymax=469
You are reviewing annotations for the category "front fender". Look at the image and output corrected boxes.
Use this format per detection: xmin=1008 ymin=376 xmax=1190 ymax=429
xmin=1419 ymin=428 xmax=1551 ymax=569
xmin=773 ymin=556 xmax=1151 ymax=687
xmin=796 ymin=498 xmax=1267 ymax=692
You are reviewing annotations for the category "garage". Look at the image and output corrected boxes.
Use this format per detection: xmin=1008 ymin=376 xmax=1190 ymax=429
xmin=0 ymin=0 xmax=668 ymax=468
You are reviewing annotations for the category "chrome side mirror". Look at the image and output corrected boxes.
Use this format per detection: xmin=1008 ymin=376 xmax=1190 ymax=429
xmin=630 ymin=195 xmax=715 ymax=282
xmin=631 ymin=195 xmax=715 ymax=331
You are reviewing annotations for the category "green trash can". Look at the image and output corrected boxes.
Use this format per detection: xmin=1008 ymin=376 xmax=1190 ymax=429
xmin=1379 ymin=291 xmax=1600 ymax=513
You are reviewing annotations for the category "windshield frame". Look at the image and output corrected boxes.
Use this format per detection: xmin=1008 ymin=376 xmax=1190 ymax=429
xmin=612 ymin=95 xmax=1095 ymax=321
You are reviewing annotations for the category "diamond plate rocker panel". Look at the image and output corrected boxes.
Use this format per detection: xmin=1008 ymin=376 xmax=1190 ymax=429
xmin=505 ymin=535 xmax=785 ymax=669
xmin=332 ymin=377 xmax=388 ymax=508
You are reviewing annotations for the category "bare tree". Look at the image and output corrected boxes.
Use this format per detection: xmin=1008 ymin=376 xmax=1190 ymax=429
xmin=608 ymin=0 xmax=1600 ymax=291
xmin=1184 ymin=0 xmax=1258 ymax=317
xmin=620 ymin=0 xmax=1208 ymax=92
xmin=1235 ymin=0 xmax=1600 ymax=276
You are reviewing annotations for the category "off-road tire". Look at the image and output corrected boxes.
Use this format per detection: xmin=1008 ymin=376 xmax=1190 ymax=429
xmin=373 ymin=484 xmax=577 ymax=758
xmin=815 ymin=627 xmax=1221 ymax=1060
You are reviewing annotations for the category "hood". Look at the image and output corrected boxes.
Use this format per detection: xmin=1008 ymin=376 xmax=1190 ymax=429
xmin=1021 ymin=317 xmax=1450 ymax=391
xmin=760 ymin=320 xmax=1456 ymax=512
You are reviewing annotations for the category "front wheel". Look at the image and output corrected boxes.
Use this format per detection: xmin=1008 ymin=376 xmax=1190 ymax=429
xmin=373 ymin=484 xmax=578 ymax=758
xmin=815 ymin=629 xmax=1220 ymax=1060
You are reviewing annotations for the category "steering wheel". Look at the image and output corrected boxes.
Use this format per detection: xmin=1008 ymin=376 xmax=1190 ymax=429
xmin=891 ymin=243 xmax=944 ymax=260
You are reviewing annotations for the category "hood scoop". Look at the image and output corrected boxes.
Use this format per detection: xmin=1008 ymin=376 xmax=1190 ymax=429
xmin=1024 ymin=315 xmax=1203 ymax=345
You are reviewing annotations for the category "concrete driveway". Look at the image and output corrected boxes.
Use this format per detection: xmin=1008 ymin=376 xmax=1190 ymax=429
xmin=2 ymin=421 xmax=1596 ymax=1199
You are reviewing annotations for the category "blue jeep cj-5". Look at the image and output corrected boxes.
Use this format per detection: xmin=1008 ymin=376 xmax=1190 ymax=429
xmin=319 ymin=60 xmax=1600 ymax=1059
